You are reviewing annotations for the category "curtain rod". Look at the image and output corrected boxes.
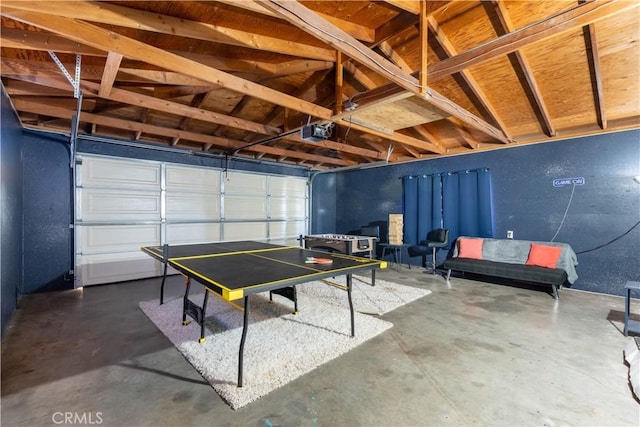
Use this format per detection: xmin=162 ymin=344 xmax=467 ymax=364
xmin=402 ymin=167 xmax=490 ymax=179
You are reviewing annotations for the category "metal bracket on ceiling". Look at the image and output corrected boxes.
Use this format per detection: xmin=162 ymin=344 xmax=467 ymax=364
xmin=48 ymin=51 xmax=82 ymax=98
xmin=223 ymin=153 xmax=230 ymax=181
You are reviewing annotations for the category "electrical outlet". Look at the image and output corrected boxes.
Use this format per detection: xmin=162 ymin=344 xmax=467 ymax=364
xmin=507 ymin=230 xmax=514 ymax=239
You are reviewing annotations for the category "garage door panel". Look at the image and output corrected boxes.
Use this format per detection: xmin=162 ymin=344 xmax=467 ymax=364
xmin=269 ymin=176 xmax=307 ymax=196
xmin=80 ymin=157 xmax=161 ymax=190
xmin=223 ymin=222 xmax=267 ymax=241
xmin=166 ymin=165 xmax=220 ymax=193
xmin=78 ymin=224 xmax=160 ymax=254
xmin=78 ymin=189 xmax=161 ymax=221
xmin=166 ymin=223 xmax=221 ymax=244
xmin=269 ymin=220 xmax=306 ymax=239
xmin=225 ymin=172 xmax=267 ymax=195
xmin=225 ymin=195 xmax=267 ymax=219
xmin=78 ymin=252 xmax=160 ymax=286
xmin=270 ymin=197 xmax=307 ymax=219
xmin=166 ymin=193 xmax=221 ymax=220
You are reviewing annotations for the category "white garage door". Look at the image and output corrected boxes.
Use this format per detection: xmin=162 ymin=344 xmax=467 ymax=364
xmin=75 ymin=155 xmax=308 ymax=286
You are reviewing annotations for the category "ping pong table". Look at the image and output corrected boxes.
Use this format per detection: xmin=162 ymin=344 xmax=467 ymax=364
xmin=141 ymin=241 xmax=387 ymax=387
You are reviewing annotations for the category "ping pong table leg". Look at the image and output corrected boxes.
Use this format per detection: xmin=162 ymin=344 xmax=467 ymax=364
xmin=182 ymin=277 xmax=191 ymax=326
xmin=199 ymin=291 xmax=209 ymax=344
xmin=160 ymin=243 xmax=169 ymax=305
xmin=347 ymin=274 xmax=355 ymax=337
xmin=238 ymin=295 xmax=250 ymax=387
xmin=160 ymin=261 xmax=168 ymax=305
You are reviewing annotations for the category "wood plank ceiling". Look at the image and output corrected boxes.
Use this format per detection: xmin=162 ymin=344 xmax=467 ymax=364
xmin=1 ymin=1 xmax=639 ymax=170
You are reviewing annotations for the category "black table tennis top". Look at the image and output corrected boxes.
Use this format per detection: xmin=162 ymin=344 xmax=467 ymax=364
xmin=142 ymin=241 xmax=387 ymax=300
xmin=142 ymin=241 xmax=283 ymax=261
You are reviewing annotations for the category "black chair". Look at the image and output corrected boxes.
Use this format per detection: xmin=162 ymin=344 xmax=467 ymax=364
xmin=359 ymin=225 xmax=380 ymax=240
xmin=408 ymin=228 xmax=449 ymax=273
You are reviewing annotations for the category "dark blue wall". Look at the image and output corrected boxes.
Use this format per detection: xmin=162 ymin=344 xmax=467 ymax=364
xmin=312 ymin=130 xmax=640 ymax=296
xmin=22 ymin=131 xmax=73 ymax=293
xmin=310 ymin=172 xmax=337 ymax=234
xmin=1 ymin=84 xmax=24 ymax=339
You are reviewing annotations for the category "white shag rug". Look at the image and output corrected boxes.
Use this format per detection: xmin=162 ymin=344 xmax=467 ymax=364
xmin=139 ymin=277 xmax=430 ymax=409
xmin=298 ymin=275 xmax=432 ymax=315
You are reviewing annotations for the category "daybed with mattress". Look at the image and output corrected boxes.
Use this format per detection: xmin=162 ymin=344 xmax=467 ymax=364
xmin=443 ymin=237 xmax=578 ymax=299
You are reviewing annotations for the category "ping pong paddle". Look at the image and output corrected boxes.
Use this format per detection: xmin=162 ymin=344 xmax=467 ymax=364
xmin=305 ymin=257 xmax=333 ymax=264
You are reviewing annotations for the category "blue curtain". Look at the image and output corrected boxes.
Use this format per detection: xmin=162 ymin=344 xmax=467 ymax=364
xmin=403 ymin=174 xmax=443 ymax=244
xmin=443 ymin=169 xmax=494 ymax=244
xmin=402 ymin=176 xmax=418 ymax=244
xmin=403 ymin=169 xmax=493 ymax=246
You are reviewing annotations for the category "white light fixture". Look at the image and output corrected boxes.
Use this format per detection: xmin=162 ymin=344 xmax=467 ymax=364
xmin=634 ymin=176 xmax=640 ymax=185
xmin=343 ymin=101 xmax=358 ymax=111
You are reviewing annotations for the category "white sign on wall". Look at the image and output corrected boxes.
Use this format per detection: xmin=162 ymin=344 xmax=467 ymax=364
xmin=553 ymin=177 xmax=585 ymax=187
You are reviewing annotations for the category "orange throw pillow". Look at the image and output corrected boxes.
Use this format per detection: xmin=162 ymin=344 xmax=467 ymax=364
xmin=457 ymin=238 xmax=483 ymax=259
xmin=526 ymin=243 xmax=562 ymax=268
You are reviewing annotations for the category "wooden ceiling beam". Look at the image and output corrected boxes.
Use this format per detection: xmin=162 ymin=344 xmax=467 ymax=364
xmin=374 ymin=12 xmax=419 ymax=46
xmin=429 ymin=0 xmax=639 ymax=81
xmin=98 ymin=52 xmax=123 ymax=98
xmin=584 ymin=23 xmax=607 ymax=129
xmin=383 ymin=1 xmax=421 ymax=15
xmin=135 ymin=108 xmax=149 ymax=141
xmin=335 ymin=51 xmax=344 ymax=115
xmin=9 ymin=73 xmax=283 ymax=137
xmin=411 ymin=126 xmax=445 ymax=152
xmin=383 ymin=1 xmax=455 ymax=18
xmin=207 ymin=95 xmax=253 ymax=147
xmin=378 ymin=41 xmax=413 ymax=73
xmin=426 ymin=15 xmax=512 ymax=139
xmin=217 ymin=0 xmax=375 ymax=43
xmin=356 ymin=43 xmax=449 ymax=154
xmin=2 ymin=56 xmax=217 ymax=87
xmin=271 ymin=59 xmax=334 ymax=76
xmin=2 ymin=29 xmax=314 ymax=76
xmin=242 ymin=69 xmax=333 ymax=142
xmin=153 ymin=86 xmax=221 ymax=99
xmin=419 ymin=1 xmax=428 ymax=91
xmin=1 ymin=57 xmax=104 ymax=82
xmin=3 ymin=78 xmax=83 ymax=97
xmin=13 ymin=97 xmax=354 ymax=167
xmin=1 ymin=1 xmax=336 ymax=62
xmin=0 ymin=7 xmax=334 ymax=120
xmin=449 ymin=121 xmax=479 ymax=150
xmin=260 ymin=0 xmax=508 ymax=144
xmin=259 ymin=0 xmax=420 ymax=95
xmin=0 ymin=27 xmax=104 ymax=56
xmin=340 ymin=119 xmax=442 ymax=154
xmin=81 ymin=81 xmax=278 ymax=136
xmin=342 ymin=62 xmax=378 ymax=90
xmin=491 ymin=1 xmax=555 ymax=137
xmin=171 ymin=92 xmax=209 ymax=146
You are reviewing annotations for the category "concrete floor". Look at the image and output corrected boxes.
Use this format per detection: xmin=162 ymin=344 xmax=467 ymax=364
xmin=2 ymin=266 xmax=639 ymax=426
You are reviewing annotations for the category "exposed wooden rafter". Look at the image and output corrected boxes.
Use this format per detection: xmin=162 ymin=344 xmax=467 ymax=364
xmin=490 ymin=0 xmax=555 ymax=137
xmin=429 ymin=0 xmax=639 ymax=81
xmin=426 ymin=15 xmax=511 ymax=139
xmin=0 ymin=0 xmax=637 ymax=170
xmin=1 ymin=0 xmax=336 ymax=61
xmin=98 ymin=52 xmax=123 ymax=98
xmin=1 ymin=5 xmax=334 ymax=120
xmin=259 ymin=0 xmax=508 ymax=144
xmin=584 ymin=23 xmax=607 ymax=129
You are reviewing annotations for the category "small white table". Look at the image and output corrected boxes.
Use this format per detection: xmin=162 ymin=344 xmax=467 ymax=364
xmin=624 ymin=281 xmax=640 ymax=336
